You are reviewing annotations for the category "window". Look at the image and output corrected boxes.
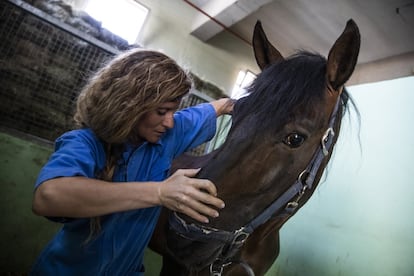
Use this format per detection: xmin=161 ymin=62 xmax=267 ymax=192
xmin=231 ymin=70 xmax=256 ymax=99
xmin=84 ymin=0 xmax=148 ymax=44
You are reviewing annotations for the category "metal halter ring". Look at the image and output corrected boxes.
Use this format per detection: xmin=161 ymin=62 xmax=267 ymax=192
xmin=298 ymin=169 xmax=309 ymax=184
xmin=210 ymin=263 xmax=224 ymax=276
xmin=233 ymin=228 xmax=250 ymax=244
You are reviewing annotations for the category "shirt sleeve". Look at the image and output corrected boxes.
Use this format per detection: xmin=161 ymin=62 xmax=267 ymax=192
xmin=170 ymin=102 xmax=217 ymax=158
xmin=34 ymin=129 xmax=106 ymax=190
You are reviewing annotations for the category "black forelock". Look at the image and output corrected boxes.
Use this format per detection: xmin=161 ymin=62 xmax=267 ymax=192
xmin=232 ymin=52 xmax=329 ymax=131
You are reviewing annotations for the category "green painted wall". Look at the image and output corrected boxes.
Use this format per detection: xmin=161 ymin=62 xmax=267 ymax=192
xmin=0 ymin=132 xmax=162 ymax=274
xmin=0 ymin=132 xmax=59 ymax=273
xmin=1 ymin=76 xmax=413 ymax=275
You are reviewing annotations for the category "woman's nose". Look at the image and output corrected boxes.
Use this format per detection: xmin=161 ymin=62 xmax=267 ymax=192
xmin=162 ymin=112 xmax=174 ymax=129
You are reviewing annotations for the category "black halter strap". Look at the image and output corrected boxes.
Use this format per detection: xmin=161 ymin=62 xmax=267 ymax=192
xmin=243 ymin=96 xmax=340 ymax=232
xmin=168 ymin=96 xmax=341 ymax=276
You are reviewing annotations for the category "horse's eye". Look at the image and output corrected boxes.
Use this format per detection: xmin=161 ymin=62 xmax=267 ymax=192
xmin=283 ymin=133 xmax=306 ymax=148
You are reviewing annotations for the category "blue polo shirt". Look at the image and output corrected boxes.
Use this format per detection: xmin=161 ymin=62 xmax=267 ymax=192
xmin=31 ymin=103 xmax=217 ymax=276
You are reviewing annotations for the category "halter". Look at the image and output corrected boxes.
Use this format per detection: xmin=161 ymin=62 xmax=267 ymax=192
xmin=168 ymin=96 xmax=342 ymax=276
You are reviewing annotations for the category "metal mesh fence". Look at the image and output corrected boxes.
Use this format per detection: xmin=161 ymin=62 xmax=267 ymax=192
xmin=179 ymin=91 xmax=214 ymax=156
xmin=0 ymin=0 xmax=116 ymax=141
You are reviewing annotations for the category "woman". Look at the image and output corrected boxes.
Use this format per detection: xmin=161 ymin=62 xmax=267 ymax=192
xmin=31 ymin=49 xmax=233 ymax=275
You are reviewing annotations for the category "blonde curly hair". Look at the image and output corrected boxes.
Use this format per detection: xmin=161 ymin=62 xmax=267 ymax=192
xmin=73 ymin=49 xmax=192 ymax=240
xmin=74 ymin=48 xmax=192 ymax=144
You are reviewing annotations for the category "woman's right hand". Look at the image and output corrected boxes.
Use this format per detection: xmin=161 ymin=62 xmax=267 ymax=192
xmin=157 ymin=168 xmax=225 ymax=223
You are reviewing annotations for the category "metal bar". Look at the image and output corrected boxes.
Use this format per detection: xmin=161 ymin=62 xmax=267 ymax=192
xmin=190 ymin=88 xmax=215 ymax=102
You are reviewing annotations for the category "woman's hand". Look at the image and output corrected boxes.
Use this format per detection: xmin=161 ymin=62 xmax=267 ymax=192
xmin=210 ymin=98 xmax=235 ymax=116
xmin=157 ymin=168 xmax=225 ymax=223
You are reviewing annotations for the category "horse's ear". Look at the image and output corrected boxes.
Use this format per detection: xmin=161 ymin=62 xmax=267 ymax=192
xmin=253 ymin=21 xmax=284 ymax=71
xmin=326 ymin=19 xmax=361 ymax=91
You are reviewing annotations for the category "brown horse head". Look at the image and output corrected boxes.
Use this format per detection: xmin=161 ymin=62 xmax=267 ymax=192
xmin=165 ymin=19 xmax=360 ymax=272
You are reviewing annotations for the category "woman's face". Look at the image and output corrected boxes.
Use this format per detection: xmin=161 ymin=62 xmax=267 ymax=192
xmin=136 ymin=101 xmax=180 ymax=144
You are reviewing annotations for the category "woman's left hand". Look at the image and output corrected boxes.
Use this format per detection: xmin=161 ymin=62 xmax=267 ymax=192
xmin=210 ymin=98 xmax=235 ymax=116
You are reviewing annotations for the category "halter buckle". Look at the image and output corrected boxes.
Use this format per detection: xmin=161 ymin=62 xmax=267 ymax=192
xmin=286 ymin=185 xmax=308 ymax=211
xmin=321 ymin=127 xmax=335 ymax=156
xmin=286 ymin=201 xmax=298 ymax=209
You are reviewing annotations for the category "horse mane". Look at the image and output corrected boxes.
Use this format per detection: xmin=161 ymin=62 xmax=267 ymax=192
xmin=231 ymin=51 xmax=352 ymax=136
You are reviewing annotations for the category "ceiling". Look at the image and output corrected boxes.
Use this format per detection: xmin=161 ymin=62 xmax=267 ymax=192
xmin=185 ymin=0 xmax=414 ymax=83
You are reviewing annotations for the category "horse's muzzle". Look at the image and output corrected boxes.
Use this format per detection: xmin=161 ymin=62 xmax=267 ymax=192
xmin=166 ymin=228 xmax=224 ymax=270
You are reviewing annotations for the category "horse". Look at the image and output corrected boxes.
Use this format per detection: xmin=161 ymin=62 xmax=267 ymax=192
xmin=149 ymin=19 xmax=361 ymax=276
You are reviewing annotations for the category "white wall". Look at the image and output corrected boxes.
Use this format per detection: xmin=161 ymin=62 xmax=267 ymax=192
xmin=134 ymin=0 xmax=258 ymax=95
xmin=268 ymin=76 xmax=414 ymax=276
xmin=71 ymin=0 xmax=258 ymax=95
